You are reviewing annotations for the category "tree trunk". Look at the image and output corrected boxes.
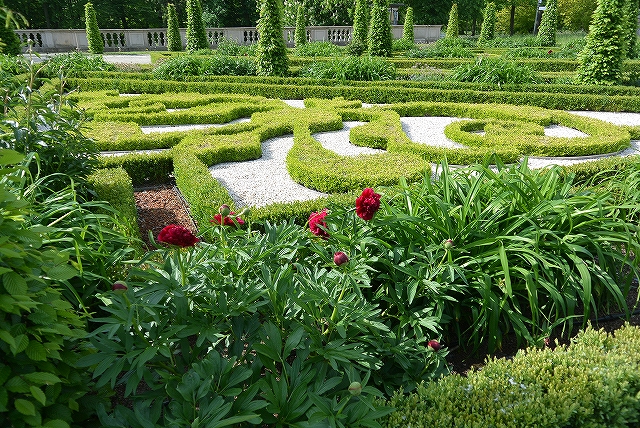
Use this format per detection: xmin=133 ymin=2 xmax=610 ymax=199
xmin=510 ymin=3 xmax=516 ymax=35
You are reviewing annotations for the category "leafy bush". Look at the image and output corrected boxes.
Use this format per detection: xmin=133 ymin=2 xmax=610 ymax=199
xmin=480 ymin=34 xmax=540 ymax=48
xmin=385 ymin=325 xmax=640 ymax=427
xmin=537 ymin=0 xmax=558 ymax=46
xmin=294 ymin=3 xmax=306 ymax=47
xmin=392 ymin=37 xmax=416 ymax=52
xmin=294 ymin=41 xmax=344 ymax=57
xmin=407 ymin=39 xmax=476 ymax=58
xmin=449 ymin=57 xmax=538 ymax=85
xmin=368 ymin=0 xmax=393 ymax=57
xmin=40 ymin=52 xmax=116 ymax=78
xmin=478 ymin=2 xmax=497 ymax=44
xmin=348 ymin=0 xmax=369 ymax=56
xmin=152 ymin=55 xmax=202 ymax=80
xmin=0 ymin=150 xmax=103 ymax=428
xmin=445 ymin=3 xmax=460 ymax=39
xmin=166 ymin=3 xmax=182 ymax=52
xmin=403 ymin=6 xmax=415 ymax=42
xmin=299 ymin=55 xmax=396 ymax=81
xmin=255 ymin=0 xmax=289 ymax=76
xmin=215 ymin=37 xmax=256 ymax=56
xmin=185 ymin=0 xmax=208 ymax=52
xmin=201 ymin=55 xmax=257 ymax=76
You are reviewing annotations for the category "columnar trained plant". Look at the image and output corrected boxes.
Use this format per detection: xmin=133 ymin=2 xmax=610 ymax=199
xmin=256 ymin=0 xmax=289 ymax=76
xmin=0 ymin=0 xmax=22 ymax=55
xmin=623 ymin=0 xmax=639 ymax=58
xmin=445 ymin=3 xmax=460 ymax=39
xmin=403 ymin=6 xmax=414 ymax=42
xmin=477 ymin=2 xmax=496 ymax=44
xmin=537 ymin=0 xmax=558 ymax=46
xmin=294 ymin=4 xmax=306 ymax=47
xmin=368 ymin=0 xmax=393 ymax=57
xmin=186 ymin=0 xmax=208 ymax=52
xmin=85 ymin=2 xmax=103 ymax=54
xmin=575 ymin=0 xmax=628 ymax=84
xmin=166 ymin=3 xmax=183 ymax=51
xmin=347 ymin=0 xmax=369 ymax=55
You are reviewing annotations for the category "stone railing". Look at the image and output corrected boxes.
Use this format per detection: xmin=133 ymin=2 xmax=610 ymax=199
xmin=15 ymin=25 xmax=442 ymax=53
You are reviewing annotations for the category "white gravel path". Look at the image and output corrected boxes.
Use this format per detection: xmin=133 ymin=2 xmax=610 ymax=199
xmin=312 ymin=122 xmax=385 ymax=156
xmin=140 ymin=118 xmax=251 ymax=134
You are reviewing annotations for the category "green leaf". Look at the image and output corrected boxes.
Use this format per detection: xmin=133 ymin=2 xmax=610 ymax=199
xmin=30 ymin=385 xmax=47 ymax=406
xmin=14 ymin=398 xmax=36 ymax=416
xmin=43 ymin=420 xmax=71 ymax=428
xmin=45 ymin=264 xmax=78 ymax=281
xmin=25 ymin=341 xmax=48 ymax=362
xmin=23 ymin=372 xmax=61 ymax=385
xmin=0 ymin=330 xmax=16 ymax=349
xmin=3 ymin=271 xmax=28 ymax=296
xmin=0 ymin=149 xmax=24 ymax=165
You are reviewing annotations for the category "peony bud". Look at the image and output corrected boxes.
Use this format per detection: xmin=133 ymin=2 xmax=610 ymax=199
xmin=443 ymin=239 xmax=454 ymax=250
xmin=219 ymin=204 xmax=231 ymax=217
xmin=237 ymin=206 xmax=250 ymax=218
xmin=111 ymin=281 xmax=128 ymax=294
xmin=428 ymin=339 xmax=442 ymax=351
xmin=333 ymin=251 xmax=349 ymax=266
xmin=348 ymin=381 xmax=362 ymax=396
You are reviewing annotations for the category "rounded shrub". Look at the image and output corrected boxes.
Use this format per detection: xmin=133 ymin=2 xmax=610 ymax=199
xmin=152 ymin=55 xmax=203 ymax=80
xmin=299 ymin=55 xmax=396 ymax=81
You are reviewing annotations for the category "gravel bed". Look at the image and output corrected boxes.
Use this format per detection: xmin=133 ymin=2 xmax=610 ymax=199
xmin=140 ymin=118 xmax=251 ymax=134
xmin=312 ymin=122 xmax=385 ymax=156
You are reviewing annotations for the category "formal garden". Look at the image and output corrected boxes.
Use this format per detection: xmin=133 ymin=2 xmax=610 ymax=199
xmin=3 ymin=0 xmax=640 ymax=426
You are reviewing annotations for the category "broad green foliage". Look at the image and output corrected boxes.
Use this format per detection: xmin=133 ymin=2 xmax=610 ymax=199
xmin=349 ymin=0 xmax=369 ymax=56
xmin=445 ymin=3 xmax=460 ymax=39
xmin=385 ymin=325 xmax=640 ymax=427
xmin=186 ymin=0 xmax=208 ymax=52
xmin=152 ymin=54 xmax=257 ymax=79
xmin=449 ymin=57 xmax=538 ymax=85
xmin=299 ymin=56 xmax=397 ymax=80
xmin=39 ymin=52 xmax=116 ymax=78
xmin=478 ymin=2 xmax=497 ymax=44
xmin=575 ymin=0 xmax=628 ymax=84
xmin=537 ymin=0 xmax=558 ymax=46
xmin=403 ymin=6 xmax=415 ymax=42
xmin=256 ymin=0 xmax=289 ymax=76
xmin=84 ymin=2 xmax=103 ymax=55
xmin=368 ymin=0 xmax=393 ymax=57
xmin=294 ymin=4 xmax=306 ymax=47
xmin=166 ymin=3 xmax=182 ymax=52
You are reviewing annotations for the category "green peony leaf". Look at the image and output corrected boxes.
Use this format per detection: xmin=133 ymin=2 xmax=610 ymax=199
xmin=0 ymin=149 xmax=24 ymax=165
xmin=2 ymin=271 xmax=28 ymax=295
xmin=43 ymin=420 xmax=71 ymax=428
xmin=44 ymin=264 xmax=78 ymax=281
xmin=14 ymin=398 xmax=36 ymax=416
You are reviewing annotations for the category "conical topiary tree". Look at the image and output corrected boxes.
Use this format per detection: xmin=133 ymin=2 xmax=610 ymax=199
xmin=85 ymin=2 xmax=103 ymax=54
xmin=403 ymin=6 xmax=414 ymax=42
xmin=368 ymin=0 xmax=393 ymax=57
xmin=294 ymin=4 xmax=306 ymax=47
xmin=446 ymin=3 xmax=460 ymax=39
xmin=186 ymin=0 xmax=208 ymax=52
xmin=0 ymin=0 xmax=22 ymax=55
xmin=256 ymin=0 xmax=289 ymax=76
xmin=623 ymin=0 xmax=639 ymax=58
xmin=348 ymin=0 xmax=369 ymax=56
xmin=478 ymin=2 xmax=496 ymax=44
xmin=166 ymin=3 xmax=182 ymax=51
xmin=576 ymin=0 xmax=628 ymax=84
xmin=537 ymin=0 xmax=558 ymax=46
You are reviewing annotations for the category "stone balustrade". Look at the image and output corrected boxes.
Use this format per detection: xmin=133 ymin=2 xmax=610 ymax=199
xmin=15 ymin=25 xmax=442 ymax=53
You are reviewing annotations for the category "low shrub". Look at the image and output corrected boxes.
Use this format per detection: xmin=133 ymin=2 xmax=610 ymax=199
xmin=449 ymin=57 xmax=538 ymax=85
xmin=392 ymin=37 xmax=416 ymax=52
xmin=40 ymin=52 xmax=116 ymax=78
xmin=406 ymin=38 xmax=476 ymax=58
xmin=200 ymin=55 xmax=257 ymax=76
xmin=384 ymin=325 xmax=640 ymax=427
xmin=294 ymin=41 xmax=344 ymax=57
xmin=299 ymin=55 xmax=396 ymax=81
xmin=480 ymin=34 xmax=541 ymax=48
xmin=152 ymin=55 xmax=202 ymax=80
xmin=214 ymin=37 xmax=256 ymax=56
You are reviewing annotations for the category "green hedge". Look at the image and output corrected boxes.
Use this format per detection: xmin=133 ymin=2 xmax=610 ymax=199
xmin=87 ymin=167 xmax=141 ymax=241
xmin=384 ymin=324 xmax=640 ymax=428
xmin=67 ymin=77 xmax=640 ymax=112
xmin=97 ymin=151 xmax=174 ymax=185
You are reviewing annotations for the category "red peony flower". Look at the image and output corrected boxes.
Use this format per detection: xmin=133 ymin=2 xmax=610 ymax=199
xmin=427 ymin=339 xmax=442 ymax=351
xmin=309 ymin=209 xmax=329 ymax=239
xmin=333 ymin=251 xmax=349 ymax=266
xmin=211 ymin=213 xmax=245 ymax=227
xmin=355 ymin=188 xmax=381 ymax=221
xmin=157 ymin=224 xmax=200 ymax=247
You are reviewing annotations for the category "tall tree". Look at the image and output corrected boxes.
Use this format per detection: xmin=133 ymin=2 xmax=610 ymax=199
xmin=537 ymin=0 xmax=558 ymax=46
xmin=294 ymin=4 xmax=306 ymax=47
xmin=85 ymin=2 xmax=103 ymax=54
xmin=368 ymin=0 xmax=392 ymax=57
xmin=622 ymin=0 xmax=639 ymax=58
xmin=478 ymin=2 xmax=497 ymax=44
xmin=166 ymin=3 xmax=182 ymax=51
xmin=446 ymin=3 xmax=460 ymax=38
xmin=575 ymin=0 xmax=627 ymax=84
xmin=403 ymin=6 xmax=415 ymax=41
xmin=186 ymin=0 xmax=208 ymax=51
xmin=256 ymin=0 xmax=288 ymax=76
